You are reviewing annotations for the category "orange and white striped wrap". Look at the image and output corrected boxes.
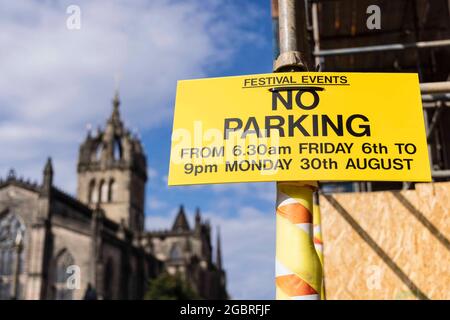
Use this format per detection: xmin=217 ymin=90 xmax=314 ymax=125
xmin=276 ymin=181 xmax=322 ymax=300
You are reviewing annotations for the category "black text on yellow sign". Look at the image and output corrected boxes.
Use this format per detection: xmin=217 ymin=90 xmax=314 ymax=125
xmin=168 ymin=72 xmax=431 ymax=185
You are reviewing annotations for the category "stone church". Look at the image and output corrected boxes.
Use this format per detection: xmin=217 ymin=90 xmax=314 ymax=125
xmin=0 ymin=93 xmax=227 ymax=300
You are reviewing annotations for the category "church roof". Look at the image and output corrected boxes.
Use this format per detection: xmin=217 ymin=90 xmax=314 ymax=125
xmin=172 ymin=205 xmax=190 ymax=232
xmin=0 ymin=166 xmax=129 ymax=236
xmin=0 ymin=169 xmax=40 ymax=193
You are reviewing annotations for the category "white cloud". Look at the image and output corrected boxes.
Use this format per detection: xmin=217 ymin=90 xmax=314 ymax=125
xmin=145 ymin=205 xmax=180 ymax=231
xmin=0 ymin=0 xmax=263 ymax=191
xmin=169 ymin=183 xmax=276 ymax=208
xmin=210 ymin=182 xmax=276 ymax=204
xmin=147 ymin=168 xmax=158 ymax=180
xmin=148 ymin=197 xmax=167 ymax=210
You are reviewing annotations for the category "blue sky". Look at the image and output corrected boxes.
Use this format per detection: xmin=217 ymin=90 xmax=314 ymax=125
xmin=0 ymin=0 xmax=276 ymax=299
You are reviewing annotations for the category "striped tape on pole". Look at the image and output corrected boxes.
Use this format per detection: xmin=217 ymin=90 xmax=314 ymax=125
xmin=276 ymin=181 xmax=322 ymax=300
xmin=313 ymin=191 xmax=325 ymax=300
xmin=313 ymin=192 xmax=323 ymax=264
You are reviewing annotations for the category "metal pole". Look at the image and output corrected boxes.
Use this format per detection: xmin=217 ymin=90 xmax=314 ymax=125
xmin=423 ymin=107 xmax=433 ymax=181
xmin=314 ymin=39 xmax=450 ymax=57
xmin=427 ymin=101 xmax=444 ymax=142
xmin=420 ymin=82 xmax=450 ymax=94
xmin=274 ymin=0 xmax=322 ymax=300
xmin=278 ymin=0 xmax=298 ymax=53
xmin=422 ymin=94 xmax=450 ymax=102
xmin=422 ymin=101 xmax=450 ymax=108
xmin=417 ymin=83 xmax=450 ymax=182
xmin=274 ymin=0 xmax=307 ymax=72
xmin=432 ymin=170 xmax=450 ymax=178
xmin=311 ymin=1 xmax=322 ymax=68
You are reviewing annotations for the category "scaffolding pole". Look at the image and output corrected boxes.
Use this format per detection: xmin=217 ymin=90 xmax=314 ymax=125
xmin=306 ymin=2 xmax=450 ymax=185
xmin=432 ymin=170 xmax=450 ymax=178
xmin=311 ymin=1 xmax=322 ymax=68
xmin=314 ymin=39 xmax=450 ymax=57
xmin=420 ymin=82 xmax=450 ymax=94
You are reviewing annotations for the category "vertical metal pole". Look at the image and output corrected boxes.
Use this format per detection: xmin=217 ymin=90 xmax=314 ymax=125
xmin=423 ymin=108 xmax=433 ymax=171
xmin=311 ymin=2 xmax=322 ymax=68
xmin=312 ymin=191 xmax=325 ymax=299
xmin=274 ymin=0 xmax=307 ymax=72
xmin=278 ymin=0 xmax=298 ymax=53
xmin=273 ymin=0 xmax=322 ymax=300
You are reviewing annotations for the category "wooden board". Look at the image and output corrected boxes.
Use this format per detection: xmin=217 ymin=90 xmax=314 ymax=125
xmin=320 ymin=181 xmax=450 ymax=299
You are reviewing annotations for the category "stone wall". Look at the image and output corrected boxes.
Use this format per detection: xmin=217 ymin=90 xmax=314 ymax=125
xmin=51 ymin=225 xmax=92 ymax=299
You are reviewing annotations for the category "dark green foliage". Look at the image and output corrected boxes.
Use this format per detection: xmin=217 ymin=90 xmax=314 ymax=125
xmin=144 ymin=273 xmax=200 ymax=300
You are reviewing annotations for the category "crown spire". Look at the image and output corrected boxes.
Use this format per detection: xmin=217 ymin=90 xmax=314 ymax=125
xmin=111 ymin=90 xmax=120 ymax=122
xmin=216 ymin=226 xmax=222 ymax=270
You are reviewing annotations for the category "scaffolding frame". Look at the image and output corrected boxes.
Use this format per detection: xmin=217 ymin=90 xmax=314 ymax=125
xmin=303 ymin=0 xmax=450 ymax=190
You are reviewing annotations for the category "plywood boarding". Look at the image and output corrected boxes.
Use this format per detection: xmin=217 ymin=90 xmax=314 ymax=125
xmin=320 ymin=181 xmax=450 ymax=299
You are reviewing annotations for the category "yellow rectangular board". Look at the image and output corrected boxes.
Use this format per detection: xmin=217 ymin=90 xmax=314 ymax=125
xmin=168 ymin=72 xmax=431 ymax=186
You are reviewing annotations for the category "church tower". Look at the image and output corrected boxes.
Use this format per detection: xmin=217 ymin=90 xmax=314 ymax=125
xmin=77 ymin=92 xmax=147 ymax=232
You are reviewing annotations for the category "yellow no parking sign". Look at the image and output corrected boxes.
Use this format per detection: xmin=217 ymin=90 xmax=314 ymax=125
xmin=168 ymin=72 xmax=431 ymax=185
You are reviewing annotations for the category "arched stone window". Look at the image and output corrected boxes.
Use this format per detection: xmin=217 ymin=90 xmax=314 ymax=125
xmin=108 ymin=179 xmax=115 ymax=203
xmin=54 ymin=249 xmax=75 ymax=300
xmin=88 ymin=179 xmax=96 ymax=203
xmin=169 ymin=243 xmax=183 ymax=261
xmin=95 ymin=143 xmax=103 ymax=161
xmin=99 ymin=180 xmax=108 ymax=203
xmin=0 ymin=212 xmax=26 ymax=300
xmin=103 ymin=258 xmax=114 ymax=300
xmin=113 ymin=137 xmax=122 ymax=160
